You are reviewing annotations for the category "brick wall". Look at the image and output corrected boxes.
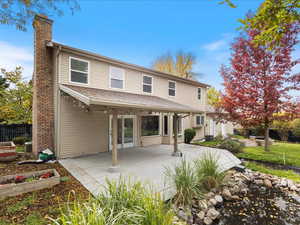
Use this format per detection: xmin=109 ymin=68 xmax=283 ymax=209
xmin=32 ymin=15 xmax=54 ymax=155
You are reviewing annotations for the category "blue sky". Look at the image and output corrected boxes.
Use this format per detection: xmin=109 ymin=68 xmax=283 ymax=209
xmin=0 ymin=0 xmax=299 ymax=90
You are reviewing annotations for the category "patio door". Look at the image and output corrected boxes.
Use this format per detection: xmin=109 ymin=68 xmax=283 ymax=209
xmin=110 ymin=115 xmax=135 ymax=150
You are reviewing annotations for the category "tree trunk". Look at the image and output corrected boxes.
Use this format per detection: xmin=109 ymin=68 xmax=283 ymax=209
xmin=264 ymin=125 xmax=270 ymax=152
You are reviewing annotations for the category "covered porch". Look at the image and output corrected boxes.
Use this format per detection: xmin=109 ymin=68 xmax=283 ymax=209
xmin=59 ymin=84 xmax=205 ymax=171
xmin=59 ymin=144 xmax=241 ymax=197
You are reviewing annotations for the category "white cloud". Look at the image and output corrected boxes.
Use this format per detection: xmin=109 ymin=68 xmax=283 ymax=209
xmin=202 ymin=40 xmax=227 ymax=51
xmin=0 ymin=41 xmax=33 ymax=80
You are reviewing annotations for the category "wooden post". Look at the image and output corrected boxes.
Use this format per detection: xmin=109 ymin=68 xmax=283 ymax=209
xmin=172 ymin=113 xmax=182 ymax=157
xmin=109 ymin=112 xmax=119 ymax=172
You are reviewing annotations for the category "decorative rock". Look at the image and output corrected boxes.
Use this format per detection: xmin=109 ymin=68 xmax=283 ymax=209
xmin=290 ymin=185 xmax=298 ymax=192
xmin=177 ymin=209 xmax=188 ymax=221
xmin=206 ymin=207 xmax=220 ymax=220
xmin=197 ymin=211 xmax=205 ymax=220
xmin=198 ymin=200 xmax=208 ymax=210
xmin=222 ymin=188 xmax=232 ymax=200
xmin=203 ymin=216 xmax=213 ymax=225
xmin=280 ymin=180 xmax=287 ymax=187
xmin=231 ymin=195 xmax=240 ymax=200
xmin=264 ymin=179 xmax=272 ymax=188
xmin=209 ymin=198 xmax=217 ymax=206
xmin=215 ymin=195 xmax=223 ymax=203
xmin=254 ymin=179 xmax=263 ymax=185
xmin=205 ymin=192 xmax=215 ymax=199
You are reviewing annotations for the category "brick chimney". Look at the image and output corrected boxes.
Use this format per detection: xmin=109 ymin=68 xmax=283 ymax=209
xmin=32 ymin=15 xmax=54 ymax=155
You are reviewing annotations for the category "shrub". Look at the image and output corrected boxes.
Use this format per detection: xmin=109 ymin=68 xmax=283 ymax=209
xmin=214 ymin=134 xmax=223 ymax=142
xmin=293 ymin=119 xmax=300 ymax=137
xmin=52 ymin=177 xmax=174 ymax=225
xmin=194 ymin=153 xmax=225 ymax=191
xmin=12 ymin=136 xmax=30 ymax=145
xmin=184 ymin=128 xmax=196 ymax=144
xmin=218 ymin=138 xmax=244 ymax=153
xmin=164 ymin=158 xmax=202 ymax=206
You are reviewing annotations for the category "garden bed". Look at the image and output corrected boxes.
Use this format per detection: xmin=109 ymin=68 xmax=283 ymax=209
xmin=0 ymin=153 xmax=90 ymax=224
xmin=0 ymin=169 xmax=60 ymax=199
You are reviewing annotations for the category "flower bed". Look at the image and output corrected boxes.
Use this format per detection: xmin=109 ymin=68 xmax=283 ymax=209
xmin=0 ymin=141 xmax=16 ymax=162
xmin=0 ymin=169 xmax=60 ymax=199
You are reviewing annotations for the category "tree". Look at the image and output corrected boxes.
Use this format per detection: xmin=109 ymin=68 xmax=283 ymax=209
xmin=0 ymin=0 xmax=79 ymax=31
xmin=152 ymin=51 xmax=198 ymax=79
xmin=293 ymin=119 xmax=300 ymax=137
xmin=219 ymin=23 xmax=300 ymax=151
xmin=207 ymin=87 xmax=221 ymax=107
xmin=0 ymin=75 xmax=9 ymax=95
xmin=221 ymin=0 xmax=300 ymax=47
xmin=0 ymin=67 xmax=32 ymax=124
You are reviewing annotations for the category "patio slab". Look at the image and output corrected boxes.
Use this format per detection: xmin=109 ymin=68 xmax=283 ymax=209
xmin=59 ymin=144 xmax=241 ymax=198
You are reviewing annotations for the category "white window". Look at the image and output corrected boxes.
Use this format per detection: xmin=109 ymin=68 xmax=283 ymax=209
xmin=198 ymin=88 xmax=201 ymax=100
xmin=110 ymin=66 xmax=125 ymax=89
xmin=70 ymin=57 xmax=89 ymax=84
xmin=173 ymin=115 xmax=183 ymax=135
xmin=143 ymin=75 xmax=153 ymax=93
xmin=196 ymin=115 xmax=205 ymax=126
xmin=168 ymin=81 xmax=176 ymax=96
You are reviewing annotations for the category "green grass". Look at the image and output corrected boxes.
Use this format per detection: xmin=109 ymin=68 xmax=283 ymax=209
xmin=193 ymin=140 xmax=221 ymax=148
xmin=6 ymin=194 xmax=36 ymax=214
xmin=238 ymin=142 xmax=300 ymax=167
xmin=16 ymin=145 xmax=24 ymax=152
xmin=24 ymin=213 xmax=46 ymax=225
xmin=245 ymin=161 xmax=300 ymax=183
xmin=230 ymin=135 xmax=246 ymax=139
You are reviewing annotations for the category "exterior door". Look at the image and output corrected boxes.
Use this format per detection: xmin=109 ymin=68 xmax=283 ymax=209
xmin=110 ymin=115 xmax=134 ymax=150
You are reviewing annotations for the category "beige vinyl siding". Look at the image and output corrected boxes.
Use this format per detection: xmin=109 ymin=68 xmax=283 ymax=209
xmin=59 ymin=97 xmax=109 ymax=158
xmin=59 ymin=51 xmax=207 ymax=110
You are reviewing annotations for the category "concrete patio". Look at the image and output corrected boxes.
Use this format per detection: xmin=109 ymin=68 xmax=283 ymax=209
xmin=59 ymin=144 xmax=241 ymax=198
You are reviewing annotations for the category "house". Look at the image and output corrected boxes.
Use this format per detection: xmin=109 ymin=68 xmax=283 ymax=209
xmin=32 ymin=15 xmax=233 ymax=171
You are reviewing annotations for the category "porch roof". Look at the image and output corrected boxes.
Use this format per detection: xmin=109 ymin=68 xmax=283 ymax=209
xmin=60 ymin=84 xmax=205 ymax=114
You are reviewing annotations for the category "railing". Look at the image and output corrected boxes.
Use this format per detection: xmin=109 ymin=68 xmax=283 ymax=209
xmin=0 ymin=124 xmax=32 ymax=142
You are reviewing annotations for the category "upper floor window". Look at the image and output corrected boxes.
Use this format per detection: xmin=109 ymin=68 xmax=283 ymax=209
xmin=168 ymin=81 xmax=176 ymax=96
xmin=196 ymin=115 xmax=205 ymax=126
xmin=143 ymin=75 xmax=153 ymax=93
xmin=198 ymin=88 xmax=202 ymax=100
xmin=110 ymin=66 xmax=125 ymax=89
xmin=70 ymin=57 xmax=89 ymax=84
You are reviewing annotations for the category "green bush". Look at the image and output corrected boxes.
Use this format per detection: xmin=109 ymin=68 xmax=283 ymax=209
xmin=164 ymin=158 xmax=202 ymax=206
xmin=12 ymin=136 xmax=30 ymax=145
xmin=194 ymin=153 xmax=225 ymax=191
xmin=219 ymin=138 xmax=244 ymax=153
xmin=293 ymin=119 xmax=300 ymax=137
xmin=184 ymin=128 xmax=196 ymax=144
xmin=52 ymin=177 xmax=174 ymax=225
xmin=214 ymin=134 xmax=223 ymax=142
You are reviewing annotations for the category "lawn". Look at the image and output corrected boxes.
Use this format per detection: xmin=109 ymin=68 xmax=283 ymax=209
xmin=245 ymin=161 xmax=300 ymax=183
xmin=238 ymin=142 xmax=300 ymax=167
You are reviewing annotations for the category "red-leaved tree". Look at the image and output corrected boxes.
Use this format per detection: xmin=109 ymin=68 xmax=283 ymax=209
xmin=220 ymin=23 xmax=300 ymax=151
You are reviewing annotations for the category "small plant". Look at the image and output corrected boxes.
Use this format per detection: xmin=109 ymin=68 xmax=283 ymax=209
xmin=12 ymin=136 xmax=30 ymax=146
xmin=194 ymin=153 xmax=225 ymax=191
xmin=164 ymin=158 xmax=202 ymax=206
xmin=214 ymin=134 xmax=223 ymax=142
xmin=219 ymin=138 xmax=244 ymax=153
xmin=184 ymin=128 xmax=196 ymax=144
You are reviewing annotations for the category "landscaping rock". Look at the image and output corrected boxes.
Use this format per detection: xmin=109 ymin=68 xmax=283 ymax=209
xmin=197 ymin=211 xmax=205 ymax=220
xmin=206 ymin=207 xmax=220 ymax=220
xmin=222 ymin=188 xmax=232 ymax=200
xmin=203 ymin=216 xmax=213 ymax=225
xmin=215 ymin=195 xmax=223 ymax=203
xmin=209 ymin=198 xmax=217 ymax=206
xmin=264 ymin=179 xmax=272 ymax=188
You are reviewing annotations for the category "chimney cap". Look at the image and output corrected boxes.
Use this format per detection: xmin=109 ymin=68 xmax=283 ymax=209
xmin=34 ymin=14 xmax=53 ymax=25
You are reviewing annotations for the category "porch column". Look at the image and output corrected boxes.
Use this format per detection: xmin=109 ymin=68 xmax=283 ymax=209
xmin=109 ymin=112 xmax=120 ymax=172
xmin=172 ymin=113 xmax=182 ymax=157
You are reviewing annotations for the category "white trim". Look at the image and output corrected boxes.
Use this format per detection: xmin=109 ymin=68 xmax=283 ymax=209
xmin=69 ymin=56 xmax=90 ymax=85
xmin=142 ymin=74 xmax=153 ymax=94
xmin=109 ymin=66 xmax=125 ymax=90
xmin=168 ymin=80 xmax=176 ymax=97
xmin=59 ymin=84 xmax=90 ymax=105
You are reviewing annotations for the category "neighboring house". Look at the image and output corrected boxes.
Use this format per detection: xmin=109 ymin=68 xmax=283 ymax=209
xmin=32 ymin=15 xmax=232 ymax=169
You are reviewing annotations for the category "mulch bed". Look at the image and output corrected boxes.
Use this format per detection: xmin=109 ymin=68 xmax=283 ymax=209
xmin=0 ymin=153 xmax=90 ymax=224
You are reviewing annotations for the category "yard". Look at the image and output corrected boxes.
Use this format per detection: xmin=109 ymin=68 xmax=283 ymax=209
xmin=238 ymin=142 xmax=300 ymax=167
xmin=0 ymin=153 xmax=90 ymax=225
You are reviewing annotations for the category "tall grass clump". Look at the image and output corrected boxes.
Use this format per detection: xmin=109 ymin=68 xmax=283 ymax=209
xmin=51 ymin=177 xmax=174 ymax=225
xmin=194 ymin=153 xmax=225 ymax=191
xmin=164 ymin=158 xmax=202 ymax=206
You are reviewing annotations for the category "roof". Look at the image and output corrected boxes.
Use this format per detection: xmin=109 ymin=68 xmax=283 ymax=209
xmin=60 ymin=84 xmax=205 ymax=114
xmin=49 ymin=41 xmax=210 ymax=88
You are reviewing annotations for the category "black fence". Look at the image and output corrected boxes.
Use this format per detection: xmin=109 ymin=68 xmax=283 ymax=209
xmin=0 ymin=124 xmax=32 ymax=142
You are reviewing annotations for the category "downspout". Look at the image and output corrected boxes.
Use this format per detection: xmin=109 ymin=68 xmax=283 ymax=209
xmin=55 ymin=45 xmax=62 ymax=158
